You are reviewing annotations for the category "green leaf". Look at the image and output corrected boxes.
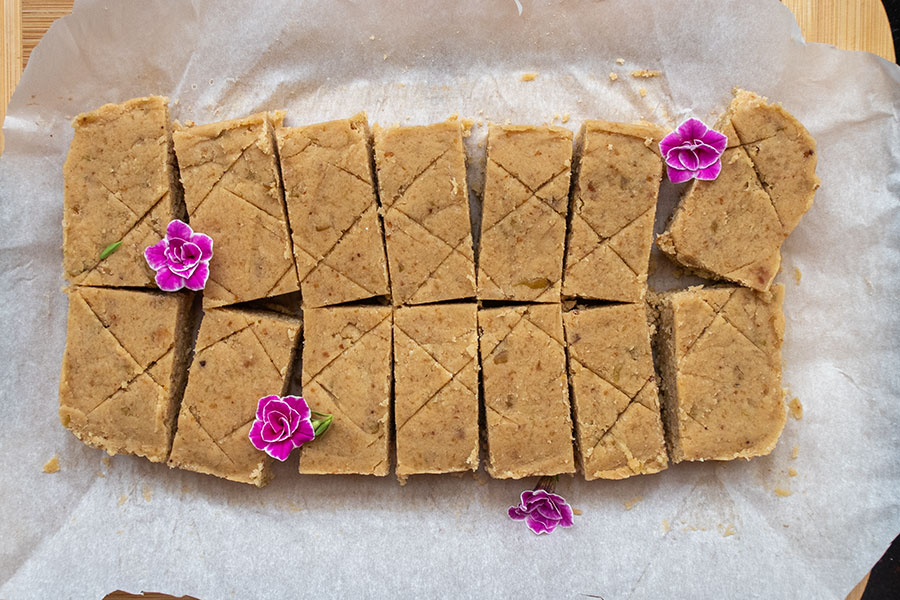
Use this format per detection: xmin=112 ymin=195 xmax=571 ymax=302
xmin=99 ymin=241 xmax=123 ymax=260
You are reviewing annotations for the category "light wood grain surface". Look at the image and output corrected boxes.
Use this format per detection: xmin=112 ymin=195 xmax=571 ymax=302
xmin=0 ymin=1 xmax=894 ymax=598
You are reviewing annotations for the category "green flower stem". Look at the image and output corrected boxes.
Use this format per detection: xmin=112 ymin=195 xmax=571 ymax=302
xmin=311 ymin=412 xmax=334 ymax=438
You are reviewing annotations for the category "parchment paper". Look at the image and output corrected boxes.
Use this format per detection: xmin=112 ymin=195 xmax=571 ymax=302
xmin=1 ymin=1 xmax=898 ymax=598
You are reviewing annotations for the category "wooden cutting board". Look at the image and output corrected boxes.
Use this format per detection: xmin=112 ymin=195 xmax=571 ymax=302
xmin=0 ymin=1 xmax=894 ymax=599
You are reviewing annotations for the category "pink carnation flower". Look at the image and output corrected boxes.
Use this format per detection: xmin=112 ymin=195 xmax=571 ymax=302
xmin=248 ymin=395 xmax=332 ymax=462
xmin=659 ymin=118 xmax=728 ymax=183
xmin=144 ymin=219 xmax=213 ymax=292
xmin=508 ymin=477 xmax=574 ymax=535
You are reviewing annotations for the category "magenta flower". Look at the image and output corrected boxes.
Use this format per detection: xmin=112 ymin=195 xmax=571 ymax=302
xmin=659 ymin=118 xmax=727 ymax=183
xmin=508 ymin=476 xmax=574 ymax=535
xmin=248 ymin=395 xmax=333 ymax=462
xmin=144 ymin=219 xmax=213 ymax=292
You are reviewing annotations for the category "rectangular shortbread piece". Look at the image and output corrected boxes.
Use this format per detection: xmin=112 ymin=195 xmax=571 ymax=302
xmin=63 ymin=96 xmax=183 ymax=287
xmin=168 ymin=308 xmax=300 ymax=486
xmin=276 ymin=114 xmax=390 ymax=308
xmin=59 ymin=287 xmax=194 ymax=462
xmin=564 ymin=304 xmax=667 ymax=479
xmin=479 ymin=304 xmax=575 ymax=478
xmin=478 ymin=124 xmax=573 ymax=302
xmin=655 ymin=285 xmax=786 ymax=462
xmin=374 ymin=121 xmax=476 ymax=305
xmin=299 ymin=306 xmax=392 ymax=475
xmin=173 ymin=112 xmax=299 ymax=308
xmin=563 ymin=121 xmax=664 ymax=302
xmin=394 ymin=304 xmax=479 ymax=480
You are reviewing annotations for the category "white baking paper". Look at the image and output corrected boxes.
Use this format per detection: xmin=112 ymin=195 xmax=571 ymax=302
xmin=1 ymin=0 xmax=898 ymax=598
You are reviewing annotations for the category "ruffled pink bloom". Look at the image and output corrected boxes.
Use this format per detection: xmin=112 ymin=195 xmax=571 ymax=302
xmin=508 ymin=487 xmax=574 ymax=535
xmin=144 ymin=219 xmax=213 ymax=292
xmin=248 ymin=395 xmax=316 ymax=462
xmin=659 ymin=118 xmax=728 ymax=183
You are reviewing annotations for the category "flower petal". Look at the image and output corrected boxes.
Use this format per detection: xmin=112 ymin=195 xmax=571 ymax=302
xmin=144 ymin=240 xmax=169 ymax=271
xmin=184 ymin=262 xmax=210 ymax=291
xmin=255 ymin=395 xmax=278 ymax=420
xmin=166 ymin=219 xmax=193 ymax=241
xmin=702 ymin=127 xmax=728 ymax=153
xmin=248 ymin=419 xmax=266 ymax=452
xmin=526 ymin=516 xmax=554 ymax=535
xmin=677 ymin=117 xmax=708 ymax=142
xmin=191 ymin=232 xmax=214 ymax=261
xmin=508 ymin=506 xmax=528 ymax=521
xmin=693 ymin=142 xmax=722 ymax=169
xmin=666 ymin=165 xmax=696 ymax=184
xmin=695 ymin=160 xmax=722 ymax=181
xmin=155 ymin=268 xmax=184 ymax=292
xmin=282 ymin=395 xmax=311 ymax=421
xmin=290 ymin=419 xmax=316 ymax=446
xmin=659 ymin=131 xmax=682 ymax=157
xmin=265 ymin=438 xmax=295 ymax=462
xmin=674 ymin=148 xmax=700 ymax=171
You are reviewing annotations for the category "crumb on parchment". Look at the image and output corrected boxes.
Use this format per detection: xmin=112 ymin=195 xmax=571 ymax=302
xmin=609 ymin=72 xmax=619 ymax=81
xmin=521 ymin=72 xmax=538 ymax=82
xmin=639 ymin=88 xmax=647 ymax=97
xmin=562 ymin=113 xmax=570 ymax=123
xmin=788 ymin=468 xmax=798 ymax=477
xmin=775 ymin=487 xmax=793 ymax=497
xmin=572 ymin=507 xmax=583 ymax=516
xmin=794 ymin=267 xmax=802 ymax=284
xmin=616 ymin=58 xmax=625 ymax=65
xmin=631 ymin=69 xmax=661 ymax=78
xmin=721 ymin=523 xmax=736 ymax=537
xmin=624 ymin=496 xmax=643 ymax=510
xmin=43 ymin=455 xmax=60 ymax=473
xmin=789 ymin=397 xmax=803 ymax=420
xmin=662 ymin=519 xmax=670 ymax=532
xmin=792 ymin=445 xmax=799 ymax=459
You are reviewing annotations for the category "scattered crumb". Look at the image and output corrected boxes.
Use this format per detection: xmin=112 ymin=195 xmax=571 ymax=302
xmin=118 ymin=495 xmax=128 ymax=506
xmin=794 ymin=267 xmax=802 ymax=284
xmin=662 ymin=519 xmax=670 ymax=532
xmin=447 ymin=112 xmax=459 ymax=121
xmin=383 ymin=53 xmax=387 ymax=61
xmin=643 ymin=137 xmax=654 ymax=147
xmin=43 ymin=455 xmax=60 ymax=474
xmin=616 ymin=57 xmax=625 ymax=65
xmin=572 ymin=508 xmax=583 ymax=516
xmin=789 ymin=397 xmax=803 ymax=420
xmin=102 ymin=456 xmax=111 ymax=467
xmin=631 ymin=69 xmax=661 ymax=78
xmin=624 ymin=496 xmax=643 ymax=510
xmin=608 ymin=72 xmax=619 ymax=81
xmin=286 ymin=502 xmax=303 ymax=513
xmin=553 ymin=113 xmax=560 ymax=122
xmin=521 ymin=72 xmax=538 ymax=82
xmin=775 ymin=487 xmax=793 ymax=497
xmin=116 ymin=529 xmax=124 ymax=535
xmin=561 ymin=113 xmax=570 ymax=123
xmin=142 ymin=484 xmax=153 ymax=502
xmin=369 ymin=35 xmax=375 ymax=40
xmin=476 ymin=119 xmax=483 ymax=127
xmin=639 ymin=88 xmax=648 ymax=97
xmin=788 ymin=468 xmax=798 ymax=477
xmin=721 ymin=523 xmax=736 ymax=537
xmin=607 ymin=143 xmax=614 ymax=151
xmin=791 ymin=446 xmax=799 ymax=459
xmin=96 ymin=472 xmax=106 ymax=478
